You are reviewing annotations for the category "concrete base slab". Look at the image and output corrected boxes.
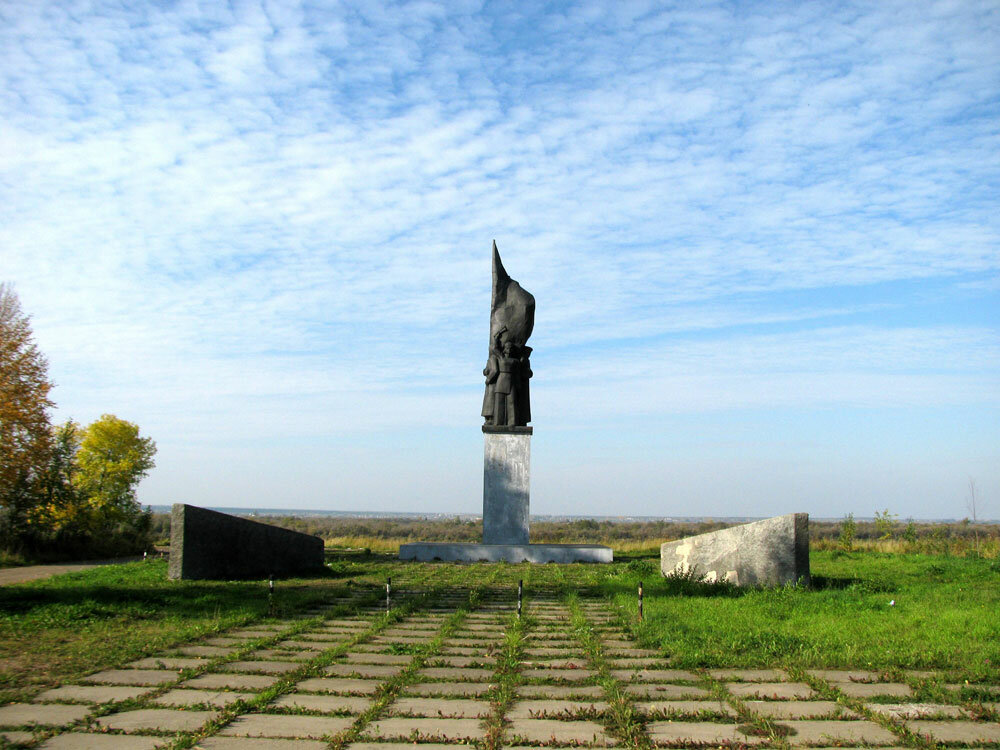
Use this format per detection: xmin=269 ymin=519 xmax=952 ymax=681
xmin=399 ymin=543 xmax=612 ymax=563
xmin=517 ymin=685 xmax=606 ymax=699
xmin=709 ymin=669 xmax=788 ymax=681
xmin=125 ymin=657 xmax=205 ymax=670
xmin=418 ymin=667 xmax=494 ymax=681
xmin=220 ymin=714 xmax=353 ymax=738
xmin=624 ymin=684 xmax=711 ymax=699
xmin=39 ymin=734 xmax=169 ymax=749
xmin=522 ymin=668 xmax=596 ymax=682
xmin=609 ymin=669 xmax=697 ymax=682
xmin=326 ymin=664 xmax=403 ymax=679
xmin=223 ymin=661 xmax=301 ymax=675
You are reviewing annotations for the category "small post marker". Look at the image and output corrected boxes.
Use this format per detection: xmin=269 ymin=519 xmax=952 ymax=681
xmin=517 ymin=579 xmax=523 ymax=619
xmin=638 ymin=581 xmax=643 ymax=622
xmin=268 ymin=574 xmax=275 ymax=615
xmin=143 ymin=551 xmax=147 ymax=561
xmin=386 ymin=577 xmax=391 ymax=612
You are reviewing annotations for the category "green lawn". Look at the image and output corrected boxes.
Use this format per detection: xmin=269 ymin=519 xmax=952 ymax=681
xmin=1 ymin=548 xmax=997 ymax=703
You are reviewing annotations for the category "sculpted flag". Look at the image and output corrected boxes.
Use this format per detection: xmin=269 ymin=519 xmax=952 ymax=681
xmin=482 ymin=241 xmax=534 ymax=427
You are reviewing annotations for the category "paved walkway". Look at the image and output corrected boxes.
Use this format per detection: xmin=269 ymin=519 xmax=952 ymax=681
xmin=0 ymin=584 xmax=997 ymax=748
xmin=0 ymin=557 xmax=143 ymax=586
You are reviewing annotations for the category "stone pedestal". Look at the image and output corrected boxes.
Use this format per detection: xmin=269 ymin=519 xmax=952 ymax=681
xmin=482 ymin=426 xmax=531 ymax=545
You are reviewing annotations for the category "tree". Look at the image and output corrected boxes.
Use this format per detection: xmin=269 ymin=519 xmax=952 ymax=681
xmin=75 ymin=414 xmax=156 ymax=533
xmin=0 ymin=283 xmax=54 ymax=545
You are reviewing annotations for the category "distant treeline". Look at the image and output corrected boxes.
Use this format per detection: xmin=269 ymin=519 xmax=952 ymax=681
xmin=148 ymin=513 xmax=999 ymax=556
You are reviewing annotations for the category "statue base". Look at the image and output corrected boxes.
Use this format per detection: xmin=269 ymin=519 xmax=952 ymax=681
xmin=483 ymin=429 xmax=530 ymax=544
xmin=399 ymin=543 xmax=613 ymax=564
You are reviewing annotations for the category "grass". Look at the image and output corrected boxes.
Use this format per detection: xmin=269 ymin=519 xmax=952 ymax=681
xmin=1 ymin=546 xmax=997 ymax=706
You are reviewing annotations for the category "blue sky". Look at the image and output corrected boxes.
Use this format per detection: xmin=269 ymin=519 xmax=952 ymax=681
xmin=2 ymin=0 xmax=997 ymax=520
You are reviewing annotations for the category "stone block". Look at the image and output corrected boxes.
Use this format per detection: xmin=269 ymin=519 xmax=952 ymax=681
xmin=637 ymin=700 xmax=736 ymax=718
xmin=647 ymin=722 xmax=760 ymax=745
xmin=867 ymin=703 xmax=967 ymax=719
xmin=34 ymin=685 xmax=149 ymax=704
xmin=272 ymin=694 xmax=371 ymax=713
xmin=744 ymin=700 xmax=857 ymax=719
xmin=296 ymin=678 xmax=381 ymax=694
xmin=517 ymin=685 xmax=606 ymax=699
xmin=660 ymin=513 xmax=809 ymax=587
xmin=365 ymin=717 xmax=485 ymax=741
xmin=153 ymin=689 xmax=256 ymax=707
xmin=181 ymin=673 xmax=280 ymax=691
xmin=94 ymin=708 xmax=217 ymax=732
xmin=907 ymin=720 xmax=1000 ymax=743
xmin=836 ymin=682 xmax=912 ymax=698
xmin=168 ymin=503 xmax=325 ymax=580
xmin=782 ymin=719 xmax=897 ymax=746
xmin=507 ymin=718 xmax=614 ymax=745
xmin=389 ymin=698 xmax=490 ymax=717
xmin=82 ymin=669 xmax=177 ymax=686
xmin=399 ymin=542 xmax=612 ymax=563
xmin=39 ymin=734 xmax=169 ymax=749
xmin=483 ymin=431 xmax=530 ymax=544
xmin=198 ymin=740 xmax=328 ymax=750
xmin=403 ymin=682 xmax=493 ymax=697
xmin=0 ymin=703 xmax=91 ymax=727
xmin=508 ymin=699 xmax=610 ymax=718
xmin=727 ymin=682 xmax=815 ymax=699
xmin=219 ymin=714 xmax=353 ymax=738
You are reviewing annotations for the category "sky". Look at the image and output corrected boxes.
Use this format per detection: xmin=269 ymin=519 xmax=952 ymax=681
xmin=2 ymin=0 xmax=998 ymax=521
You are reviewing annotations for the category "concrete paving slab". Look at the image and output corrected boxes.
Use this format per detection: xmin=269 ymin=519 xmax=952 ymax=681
xmin=507 ymin=718 xmax=614 ymax=745
xmin=275 ymin=640 xmax=329 ymax=651
xmin=523 ymin=658 xmax=590 ymax=669
xmin=295 ymin=678 xmax=381 ymax=695
xmin=297 ymin=633 xmax=348 ymax=642
xmin=81 ymin=669 xmax=178 ymax=686
xmin=522 ymin=668 xmax=595 ymax=682
xmin=610 ymin=658 xmax=673 ymax=668
xmin=365 ymin=717 xmax=485 ymax=741
xmin=624 ymin=684 xmax=712 ymax=699
xmin=38 ymin=733 xmax=169 ymax=749
xmin=782 ymin=719 xmax=898 ymax=746
xmin=638 ymin=700 xmax=736 ymax=717
xmin=508 ymin=700 xmax=610 ymax=718
xmin=228 ymin=630 xmax=279 ymax=638
xmin=806 ymin=670 xmax=883 ymax=682
xmin=743 ymin=701 xmax=857 ymax=719
xmin=418 ymin=667 xmax=494 ymax=681
xmin=867 ymin=703 xmax=968 ymax=719
xmin=907 ymin=720 xmax=1000 ymax=743
xmin=389 ymin=698 xmax=490 ymax=718
xmin=34 ymin=685 xmax=149 ymax=704
xmin=517 ymin=685 xmax=607 ymax=699
xmin=428 ymin=655 xmax=493 ymax=668
xmin=343 ymin=652 xmax=410 ymax=665
xmin=603 ymin=648 xmax=660 ymax=658
xmin=326 ymin=664 xmax=403 ymax=679
xmin=181 ymin=673 xmax=280 ymax=690
xmin=371 ymin=636 xmax=431 ymax=644
xmin=0 ymin=703 xmax=91 ymax=727
xmin=271 ymin=694 xmax=371 ymax=713
xmin=197 ymin=739 xmax=328 ymax=750
xmin=1 ymin=731 xmax=35 ymax=744
xmin=836 ymin=682 xmax=912 ymax=698
xmin=250 ymin=649 xmax=316 ymax=661
xmin=708 ymin=669 xmax=788 ymax=681
xmin=523 ymin=648 xmax=587 ymax=657
xmin=125 ymin=657 xmax=206 ymax=669
xmin=346 ymin=744 xmax=463 ymax=750
xmin=219 ymin=714 xmax=353 ymax=738
xmin=204 ymin=637 xmax=248 ymax=647
xmin=94 ymin=708 xmax=217 ymax=732
xmin=403 ymin=682 xmax=494 ymax=697
xmin=647 ymin=721 xmax=758 ymax=745
xmin=727 ymin=682 xmax=815 ymax=699
xmin=609 ymin=669 xmax=698 ymax=683
xmin=177 ymin=645 xmax=235 ymax=657
xmin=153 ymin=689 xmax=255 ymax=707
xmin=438 ymin=646 xmax=490 ymax=656
xmin=223 ymin=661 xmax=301 ymax=675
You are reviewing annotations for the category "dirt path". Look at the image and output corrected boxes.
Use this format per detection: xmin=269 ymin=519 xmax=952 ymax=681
xmin=0 ymin=557 xmax=143 ymax=586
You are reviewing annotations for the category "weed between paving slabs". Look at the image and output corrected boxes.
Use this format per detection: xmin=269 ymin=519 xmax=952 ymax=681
xmin=2 ymin=569 xmax=999 ymax=750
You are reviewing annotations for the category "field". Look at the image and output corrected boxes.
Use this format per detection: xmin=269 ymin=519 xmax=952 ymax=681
xmin=0 ymin=542 xmax=998 ymax=748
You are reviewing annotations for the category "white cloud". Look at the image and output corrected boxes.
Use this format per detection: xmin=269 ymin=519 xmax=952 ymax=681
xmin=1 ymin=0 xmax=997 ymax=516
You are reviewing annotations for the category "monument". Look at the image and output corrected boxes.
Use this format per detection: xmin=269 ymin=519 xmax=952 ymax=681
xmin=399 ymin=242 xmax=612 ymax=563
xmin=660 ymin=513 xmax=810 ymax=587
xmin=168 ymin=504 xmax=326 ymax=580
